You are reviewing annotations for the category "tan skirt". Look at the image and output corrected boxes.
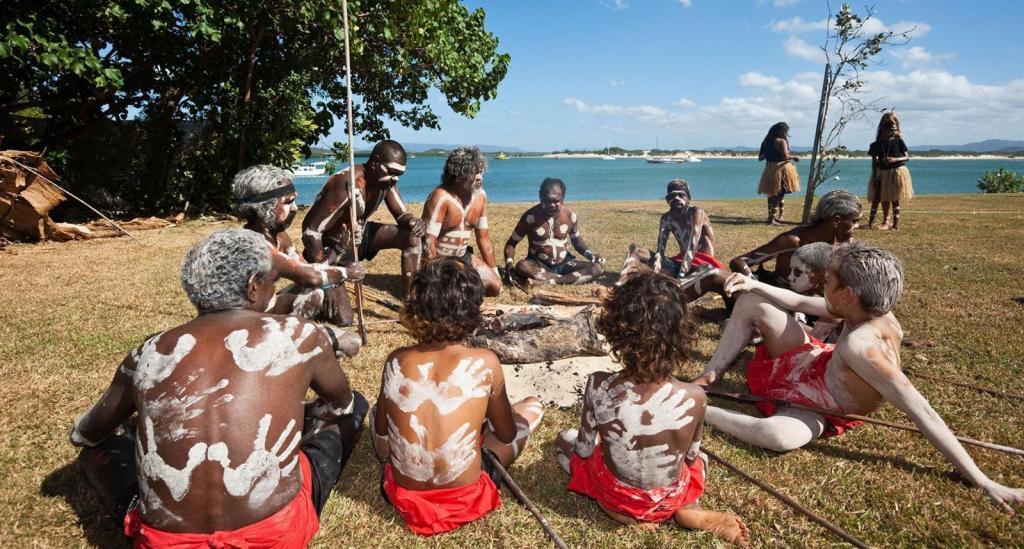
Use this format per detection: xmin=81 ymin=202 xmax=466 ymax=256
xmin=758 ymin=161 xmax=801 ymax=196
xmin=867 ymin=166 xmax=913 ymax=202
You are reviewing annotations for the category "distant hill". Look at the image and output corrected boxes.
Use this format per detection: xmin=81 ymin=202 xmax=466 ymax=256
xmin=914 ymin=139 xmax=1024 ymax=153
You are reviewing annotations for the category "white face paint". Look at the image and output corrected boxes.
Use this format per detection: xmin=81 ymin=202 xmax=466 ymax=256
xmin=224 ymin=317 xmax=322 ymax=377
xmin=146 ymin=378 xmax=232 ymax=442
xmin=132 ymin=334 xmax=197 ymax=391
xmin=206 ymin=414 xmax=301 ymax=508
xmin=589 ymin=374 xmax=698 ymax=489
xmin=387 ymin=416 xmax=477 ymax=485
xmin=382 ymin=358 xmax=491 ymax=414
xmin=787 ymin=256 xmax=815 ymax=293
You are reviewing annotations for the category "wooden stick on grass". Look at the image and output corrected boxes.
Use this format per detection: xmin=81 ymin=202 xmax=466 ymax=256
xmin=340 ymin=0 xmax=367 ymax=346
xmin=706 ymin=390 xmax=1024 ymax=457
xmin=703 ymin=447 xmax=870 ymax=549
xmin=484 ymin=452 xmax=569 ymax=549
xmin=904 ymin=367 xmax=1024 ymax=402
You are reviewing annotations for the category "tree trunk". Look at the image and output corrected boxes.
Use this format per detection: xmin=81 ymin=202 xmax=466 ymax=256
xmin=801 ymin=63 xmax=831 ymax=223
xmin=237 ymin=25 xmax=266 ymax=170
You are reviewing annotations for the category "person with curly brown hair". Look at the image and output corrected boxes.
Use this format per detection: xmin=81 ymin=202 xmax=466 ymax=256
xmin=867 ymin=112 xmax=913 ymax=230
xmin=369 ymin=257 xmax=544 ymax=536
xmin=555 ymin=272 xmax=749 ymax=546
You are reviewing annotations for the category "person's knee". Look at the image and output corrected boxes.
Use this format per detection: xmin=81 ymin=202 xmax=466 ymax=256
xmin=348 ymin=391 xmax=369 ymax=426
xmin=759 ymin=423 xmax=809 ymax=453
xmin=484 ymin=277 xmax=502 ymax=297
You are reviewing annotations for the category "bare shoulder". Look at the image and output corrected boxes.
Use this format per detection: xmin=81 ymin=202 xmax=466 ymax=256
xmin=840 ymin=315 xmax=903 ymax=367
xmin=670 ymin=378 xmax=707 ymax=403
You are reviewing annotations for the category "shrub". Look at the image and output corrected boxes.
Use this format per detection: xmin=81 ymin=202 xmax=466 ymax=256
xmin=977 ymin=167 xmax=1024 ymax=193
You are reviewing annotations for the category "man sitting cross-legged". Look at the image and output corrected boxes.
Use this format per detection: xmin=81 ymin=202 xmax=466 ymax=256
xmin=604 ymin=179 xmax=730 ymax=301
xmin=233 ymin=164 xmax=365 ymax=330
xmin=503 ymin=177 xmax=605 ymax=286
xmin=694 ymin=244 xmax=1024 ymax=512
xmin=729 ymin=189 xmax=860 ymax=288
xmin=556 ymin=272 xmax=749 ymax=546
xmin=301 ymin=140 xmax=426 ymax=297
xmin=371 ymin=257 xmax=545 ymax=536
xmin=421 ymin=147 xmax=502 ymax=297
xmin=70 ymin=229 xmax=369 ymax=546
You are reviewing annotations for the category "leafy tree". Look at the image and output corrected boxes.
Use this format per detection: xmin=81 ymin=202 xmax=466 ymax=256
xmin=799 ymin=3 xmax=912 ymax=222
xmin=977 ymin=167 xmax=1024 ymax=193
xmin=0 ymin=0 xmax=509 ymax=214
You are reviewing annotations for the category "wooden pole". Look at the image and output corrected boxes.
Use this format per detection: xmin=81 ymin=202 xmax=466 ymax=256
xmin=706 ymin=390 xmax=1024 ymax=457
xmin=904 ymin=368 xmax=1024 ymax=402
xmin=484 ymin=452 xmax=569 ymax=549
xmin=340 ymin=0 xmax=367 ymax=345
xmin=801 ymin=63 xmax=831 ymax=224
xmin=703 ymin=447 xmax=870 ymax=549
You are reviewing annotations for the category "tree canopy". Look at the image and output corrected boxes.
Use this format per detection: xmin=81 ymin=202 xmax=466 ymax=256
xmin=1 ymin=0 xmax=509 ymax=214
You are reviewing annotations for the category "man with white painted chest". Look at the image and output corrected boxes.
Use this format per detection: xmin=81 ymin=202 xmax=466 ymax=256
xmin=503 ymin=177 xmax=605 ymax=286
xmin=70 ymin=229 xmax=367 ymax=546
xmin=301 ymin=140 xmax=426 ymax=298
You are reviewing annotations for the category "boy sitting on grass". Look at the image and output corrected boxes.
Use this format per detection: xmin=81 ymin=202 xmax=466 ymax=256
xmin=371 ymin=256 xmax=545 ymax=536
xmin=556 ymin=272 xmax=749 ymax=546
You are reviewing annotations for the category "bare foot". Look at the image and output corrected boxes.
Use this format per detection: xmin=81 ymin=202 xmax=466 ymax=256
xmin=877 ymin=223 xmax=891 ymax=231
xmin=766 ymin=218 xmax=781 ymax=226
xmin=592 ymin=286 xmax=612 ymax=299
xmin=675 ymin=508 xmax=750 ymax=547
xmin=600 ymin=504 xmax=659 ymax=532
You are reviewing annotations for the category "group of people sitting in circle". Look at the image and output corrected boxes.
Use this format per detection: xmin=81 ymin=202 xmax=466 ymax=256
xmin=69 ymin=137 xmax=1020 ymax=548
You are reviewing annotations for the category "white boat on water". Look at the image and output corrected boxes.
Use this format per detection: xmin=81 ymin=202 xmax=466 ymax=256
xmin=645 ymin=152 xmax=701 ymax=164
xmin=291 ymin=161 xmax=327 ymax=177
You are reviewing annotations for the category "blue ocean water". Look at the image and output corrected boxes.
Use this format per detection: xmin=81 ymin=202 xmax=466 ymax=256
xmin=292 ymin=157 xmax=1022 ymax=206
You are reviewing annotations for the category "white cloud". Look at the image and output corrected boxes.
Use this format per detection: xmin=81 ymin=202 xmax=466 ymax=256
xmin=609 ymin=79 xmax=627 ymax=87
xmin=890 ymin=46 xmax=954 ymax=70
xmin=677 ymin=0 xmax=693 ymax=7
xmin=602 ymin=0 xmax=629 ymax=10
xmin=740 ymin=71 xmax=781 ymax=87
xmin=770 ymin=17 xmax=828 ymax=33
xmin=673 ymin=98 xmax=696 ymax=108
xmin=563 ymin=98 xmax=667 ymax=118
xmin=773 ymin=0 xmax=801 ymax=7
xmin=783 ymin=36 xmax=825 ymax=63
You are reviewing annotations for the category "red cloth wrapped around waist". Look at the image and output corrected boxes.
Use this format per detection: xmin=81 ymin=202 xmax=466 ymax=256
xmin=671 ymin=251 xmax=725 ymax=270
xmin=745 ymin=336 xmax=863 ymax=436
xmin=567 ymin=443 xmax=705 ymax=523
xmin=382 ymin=463 xmax=501 ymax=536
xmin=124 ymin=451 xmax=319 ymax=549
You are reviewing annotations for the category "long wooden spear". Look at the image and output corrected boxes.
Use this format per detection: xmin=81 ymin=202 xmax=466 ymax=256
xmin=703 ymin=447 xmax=870 ymax=549
xmin=341 ymin=0 xmax=367 ymax=345
xmin=706 ymin=390 xmax=1024 ymax=457
xmin=484 ymin=452 xmax=569 ymax=549
xmin=903 ymin=367 xmax=1024 ymax=402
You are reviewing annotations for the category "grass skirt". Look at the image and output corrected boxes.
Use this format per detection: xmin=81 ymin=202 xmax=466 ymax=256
xmin=758 ymin=161 xmax=800 ymax=195
xmin=867 ymin=166 xmax=913 ymax=202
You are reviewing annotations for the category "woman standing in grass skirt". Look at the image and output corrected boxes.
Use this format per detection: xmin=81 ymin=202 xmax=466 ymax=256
xmin=758 ymin=122 xmax=801 ymax=225
xmin=867 ymin=112 xmax=913 ymax=230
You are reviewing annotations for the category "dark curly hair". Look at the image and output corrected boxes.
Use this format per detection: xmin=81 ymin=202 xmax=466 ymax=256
xmin=597 ymin=272 xmax=696 ymax=383
xmin=401 ymin=256 xmax=484 ymax=343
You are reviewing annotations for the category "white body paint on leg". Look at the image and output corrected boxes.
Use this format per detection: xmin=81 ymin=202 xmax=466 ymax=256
xmin=224 ymin=316 xmax=322 ymax=376
xmin=704 ymin=405 xmax=825 ymax=453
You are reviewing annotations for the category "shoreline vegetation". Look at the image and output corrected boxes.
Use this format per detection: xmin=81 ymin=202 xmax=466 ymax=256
xmin=3 ymin=194 xmax=1022 ymax=547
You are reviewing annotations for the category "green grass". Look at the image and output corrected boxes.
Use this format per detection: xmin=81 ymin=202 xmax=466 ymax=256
xmin=2 ymin=195 xmax=1023 ymax=547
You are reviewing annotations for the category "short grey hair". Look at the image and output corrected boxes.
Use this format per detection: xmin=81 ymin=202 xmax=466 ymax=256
xmin=441 ymin=147 xmax=487 ymax=187
xmin=232 ymin=165 xmax=292 ymax=227
xmin=813 ymin=190 xmax=862 ymax=224
xmin=830 ymin=243 xmax=903 ymax=316
xmin=181 ymin=228 xmax=272 ymax=312
xmin=793 ymin=242 xmax=834 ymax=272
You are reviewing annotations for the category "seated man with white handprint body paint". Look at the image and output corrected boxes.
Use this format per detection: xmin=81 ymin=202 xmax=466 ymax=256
xmin=556 ymin=272 xmax=748 ymax=547
xmin=70 ymin=229 xmax=368 ymax=546
xmin=371 ymin=257 xmax=544 ymax=536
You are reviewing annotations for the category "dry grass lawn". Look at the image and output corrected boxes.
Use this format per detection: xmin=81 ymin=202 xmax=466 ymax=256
xmin=2 ymin=193 xmax=1023 ymax=547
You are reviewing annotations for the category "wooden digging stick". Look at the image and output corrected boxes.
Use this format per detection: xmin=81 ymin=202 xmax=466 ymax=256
xmin=706 ymin=390 xmax=1024 ymax=457
xmin=340 ymin=0 xmax=367 ymax=345
xmin=703 ymin=447 xmax=870 ymax=549
xmin=484 ymin=452 xmax=569 ymax=549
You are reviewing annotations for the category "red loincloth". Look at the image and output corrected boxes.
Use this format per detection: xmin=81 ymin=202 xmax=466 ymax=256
xmin=671 ymin=251 xmax=725 ymax=270
xmin=567 ymin=444 xmax=705 ymax=523
xmin=124 ymin=452 xmax=319 ymax=549
xmin=745 ymin=336 xmax=863 ymax=436
xmin=382 ymin=464 xmax=501 ymax=536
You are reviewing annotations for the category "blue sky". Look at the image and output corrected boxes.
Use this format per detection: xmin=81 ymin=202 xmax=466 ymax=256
xmin=327 ymin=0 xmax=1024 ymax=151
